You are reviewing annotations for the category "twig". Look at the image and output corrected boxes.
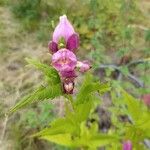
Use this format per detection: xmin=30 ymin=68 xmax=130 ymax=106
xmin=99 ymin=64 xmax=144 ymax=88
xmin=144 ymin=139 xmax=150 ymax=149
xmin=0 ymin=71 xmax=24 ymax=144
xmin=128 ymin=73 xmax=144 ymax=87
xmin=115 ymin=72 xmax=122 ymax=97
xmin=0 ymin=115 xmax=8 ymax=145
xmin=127 ymin=59 xmax=148 ymax=67
xmin=128 ymin=24 xmax=149 ymax=31
xmin=99 ymin=64 xmax=120 ymax=71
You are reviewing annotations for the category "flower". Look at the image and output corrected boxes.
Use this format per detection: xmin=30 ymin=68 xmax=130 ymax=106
xmin=123 ymin=140 xmax=132 ymax=150
xmin=52 ymin=48 xmax=77 ymax=72
xmin=48 ymin=15 xmax=79 ymax=53
xmin=62 ymin=77 xmax=75 ymax=94
xmin=76 ymin=61 xmax=91 ymax=73
xmin=53 ymin=15 xmax=75 ymax=43
xmin=49 ymin=15 xmax=91 ymax=94
xmin=142 ymin=94 xmax=150 ymax=106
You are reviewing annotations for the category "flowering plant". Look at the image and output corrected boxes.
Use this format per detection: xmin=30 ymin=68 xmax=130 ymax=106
xmin=8 ymin=15 xmax=150 ymax=150
xmin=49 ymin=15 xmax=91 ymax=94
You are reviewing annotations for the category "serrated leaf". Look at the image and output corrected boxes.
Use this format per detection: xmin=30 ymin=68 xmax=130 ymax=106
xmin=26 ymin=58 xmax=60 ymax=84
xmin=38 ymin=126 xmax=119 ymax=148
xmin=76 ymin=73 xmax=110 ymax=105
xmin=8 ymin=59 xmax=62 ymax=115
xmin=74 ymin=99 xmax=93 ymax=123
xmin=121 ymin=90 xmax=147 ymax=123
xmin=8 ymin=84 xmax=62 ymax=115
xmin=32 ymin=117 xmax=77 ymax=138
xmin=40 ymin=133 xmax=73 ymax=146
xmin=84 ymin=134 xmax=119 ymax=149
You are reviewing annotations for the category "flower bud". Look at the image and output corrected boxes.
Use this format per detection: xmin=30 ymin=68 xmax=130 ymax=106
xmin=49 ymin=15 xmax=79 ymax=53
xmin=63 ymin=81 xmax=74 ymax=94
xmin=53 ymin=15 xmax=75 ymax=43
xmin=123 ymin=140 xmax=132 ymax=150
xmin=142 ymin=94 xmax=150 ymax=106
xmin=76 ymin=61 xmax=91 ymax=73
xmin=60 ymin=71 xmax=76 ymax=94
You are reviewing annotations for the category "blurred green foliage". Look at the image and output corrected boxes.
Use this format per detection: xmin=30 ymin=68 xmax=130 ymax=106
xmin=8 ymin=59 xmax=150 ymax=150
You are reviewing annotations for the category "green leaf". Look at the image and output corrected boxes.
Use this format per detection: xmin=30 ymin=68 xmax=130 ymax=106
xmin=75 ymin=73 xmax=110 ymax=105
xmin=120 ymin=66 xmax=129 ymax=76
xmin=121 ymin=89 xmax=147 ymax=123
xmin=40 ymin=133 xmax=73 ymax=146
xmin=30 ymin=73 xmax=113 ymax=149
xmin=37 ymin=123 xmax=119 ymax=148
xmin=8 ymin=84 xmax=62 ymax=115
xmin=32 ymin=117 xmax=77 ymax=138
xmin=74 ymin=99 xmax=93 ymax=123
xmin=26 ymin=58 xmax=60 ymax=84
xmin=84 ymin=134 xmax=119 ymax=149
xmin=8 ymin=59 xmax=62 ymax=115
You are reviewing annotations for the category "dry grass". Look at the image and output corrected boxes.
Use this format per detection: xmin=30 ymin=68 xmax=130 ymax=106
xmin=0 ymin=6 xmax=51 ymax=149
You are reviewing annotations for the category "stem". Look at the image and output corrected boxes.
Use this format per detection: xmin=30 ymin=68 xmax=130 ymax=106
xmin=99 ymin=63 xmax=144 ymax=87
xmin=64 ymin=94 xmax=74 ymax=110
xmin=0 ymin=115 xmax=8 ymax=145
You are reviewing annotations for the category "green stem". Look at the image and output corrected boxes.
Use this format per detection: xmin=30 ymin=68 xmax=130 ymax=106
xmin=64 ymin=94 xmax=74 ymax=110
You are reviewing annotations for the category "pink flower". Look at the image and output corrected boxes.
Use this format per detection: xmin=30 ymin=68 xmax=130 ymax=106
xmin=53 ymin=15 xmax=75 ymax=43
xmin=59 ymin=70 xmax=77 ymax=94
xmin=52 ymin=48 xmax=77 ymax=72
xmin=48 ymin=15 xmax=79 ymax=53
xmin=142 ymin=94 xmax=150 ymax=106
xmin=49 ymin=15 xmax=91 ymax=94
xmin=123 ymin=140 xmax=132 ymax=150
xmin=76 ymin=61 xmax=91 ymax=73
xmin=62 ymin=77 xmax=75 ymax=94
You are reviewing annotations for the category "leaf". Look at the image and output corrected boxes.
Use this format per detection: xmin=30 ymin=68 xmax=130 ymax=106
xmin=8 ymin=84 xmax=62 ymax=115
xmin=121 ymin=89 xmax=147 ymax=123
xmin=26 ymin=58 xmax=60 ymax=84
xmin=120 ymin=66 xmax=129 ymax=76
xmin=78 ymin=123 xmax=120 ymax=148
xmin=32 ymin=117 xmax=77 ymax=138
xmin=31 ymin=73 xmax=113 ymax=149
xmin=74 ymin=99 xmax=93 ymax=123
xmin=38 ymin=124 xmax=119 ymax=148
xmin=97 ymin=82 xmax=111 ymax=94
xmin=8 ymin=59 xmax=62 ymax=115
xmin=40 ymin=133 xmax=73 ymax=146
xmin=85 ymin=134 xmax=119 ymax=149
xmin=75 ymin=73 xmax=110 ymax=105
xmin=39 ymin=133 xmax=119 ymax=148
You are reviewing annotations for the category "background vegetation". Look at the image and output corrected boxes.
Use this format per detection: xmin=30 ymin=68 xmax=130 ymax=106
xmin=0 ymin=0 xmax=150 ymax=149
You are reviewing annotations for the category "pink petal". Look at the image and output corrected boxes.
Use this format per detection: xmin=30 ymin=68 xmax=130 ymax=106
xmin=53 ymin=15 xmax=75 ymax=43
xmin=123 ymin=140 xmax=132 ymax=150
xmin=52 ymin=48 xmax=77 ymax=72
xmin=63 ymin=80 xmax=74 ymax=94
xmin=60 ymin=70 xmax=77 ymax=78
xmin=142 ymin=94 xmax=150 ymax=106
xmin=76 ymin=60 xmax=91 ymax=73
